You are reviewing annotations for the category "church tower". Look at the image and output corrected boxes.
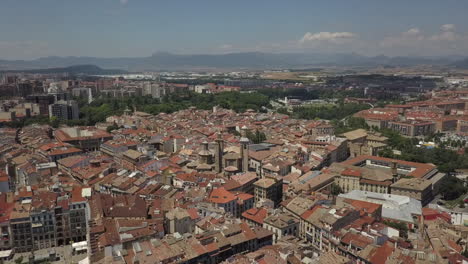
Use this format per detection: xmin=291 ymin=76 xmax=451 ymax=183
xmin=215 ymin=133 xmax=224 ymax=173
xmin=240 ymin=126 xmax=250 ymax=172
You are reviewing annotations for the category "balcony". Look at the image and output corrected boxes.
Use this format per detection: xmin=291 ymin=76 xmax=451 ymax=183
xmin=31 ymin=223 xmax=43 ymax=228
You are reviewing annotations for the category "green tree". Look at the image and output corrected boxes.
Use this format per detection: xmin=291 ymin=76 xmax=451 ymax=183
xmin=333 ymin=117 xmax=369 ymax=134
xmin=440 ymin=176 xmax=467 ymax=201
xmin=330 ymin=183 xmax=343 ymax=196
xmin=106 ymin=123 xmax=119 ymax=133
xmin=277 ymin=107 xmax=289 ymax=115
xmin=246 ymin=129 xmax=267 ymax=144
xmin=383 ymin=220 xmax=409 ymax=239
xmin=14 ymin=256 xmax=23 ymax=264
xmin=291 ymin=103 xmax=370 ymax=121
xmin=50 ymin=116 xmax=60 ymax=128
xmin=463 ymin=247 xmax=468 ymax=258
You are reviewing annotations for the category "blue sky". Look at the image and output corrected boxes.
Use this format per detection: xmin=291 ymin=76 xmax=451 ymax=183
xmin=1 ymin=0 xmax=468 ymax=59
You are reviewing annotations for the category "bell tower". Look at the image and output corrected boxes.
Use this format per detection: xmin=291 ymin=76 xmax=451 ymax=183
xmin=239 ymin=126 xmax=250 ymax=172
xmin=215 ymin=133 xmax=224 ymax=173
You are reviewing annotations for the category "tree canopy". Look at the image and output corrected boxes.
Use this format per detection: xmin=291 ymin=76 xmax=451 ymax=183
xmin=378 ymin=128 xmax=468 ymax=173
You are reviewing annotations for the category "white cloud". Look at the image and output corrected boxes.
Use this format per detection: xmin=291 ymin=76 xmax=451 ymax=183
xmin=441 ymin=24 xmax=455 ymax=31
xmin=378 ymin=24 xmax=468 ymax=56
xmin=120 ymin=0 xmax=128 ymax=5
xmin=300 ymin=32 xmax=356 ymax=44
xmin=429 ymin=31 xmax=457 ymax=42
xmin=382 ymin=25 xmax=459 ymax=46
xmin=402 ymin=27 xmax=421 ymax=36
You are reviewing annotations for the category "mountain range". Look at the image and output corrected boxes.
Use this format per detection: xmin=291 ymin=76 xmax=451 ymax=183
xmin=1 ymin=65 xmax=128 ymax=75
xmin=0 ymin=52 xmax=467 ymax=72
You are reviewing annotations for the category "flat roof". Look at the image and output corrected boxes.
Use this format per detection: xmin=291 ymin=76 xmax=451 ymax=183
xmin=0 ymin=249 xmax=12 ymax=258
xmin=339 ymin=190 xmax=422 ymax=223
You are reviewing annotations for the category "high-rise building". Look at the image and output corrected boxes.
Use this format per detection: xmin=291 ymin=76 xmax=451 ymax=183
xmin=26 ymin=94 xmax=56 ymax=116
xmin=96 ymin=78 xmax=114 ymax=91
xmin=72 ymin=87 xmax=93 ymax=103
xmin=49 ymin=100 xmax=80 ymax=120
xmin=16 ymin=82 xmax=33 ymax=97
xmin=49 ymin=91 xmax=70 ymax=102
xmin=1 ymin=74 xmax=18 ymax=85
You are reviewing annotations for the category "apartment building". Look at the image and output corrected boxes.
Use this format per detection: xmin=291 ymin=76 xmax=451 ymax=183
xmin=263 ymin=213 xmax=299 ymax=244
xmin=253 ymin=175 xmax=283 ymax=207
xmin=7 ymin=188 xmax=89 ymax=253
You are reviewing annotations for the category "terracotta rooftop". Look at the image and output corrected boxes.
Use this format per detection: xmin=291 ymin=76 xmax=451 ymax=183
xmin=342 ymin=155 xmax=436 ymax=178
xmin=209 ymin=187 xmax=236 ymax=204
xmin=242 ymin=207 xmax=268 ymax=225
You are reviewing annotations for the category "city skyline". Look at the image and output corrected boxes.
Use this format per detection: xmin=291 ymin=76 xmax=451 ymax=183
xmin=1 ymin=0 xmax=468 ymax=59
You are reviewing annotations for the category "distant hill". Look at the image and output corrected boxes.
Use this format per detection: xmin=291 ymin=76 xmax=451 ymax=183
xmin=0 ymin=52 xmax=462 ymax=71
xmin=452 ymin=58 xmax=468 ymax=69
xmin=1 ymin=64 xmax=128 ymax=75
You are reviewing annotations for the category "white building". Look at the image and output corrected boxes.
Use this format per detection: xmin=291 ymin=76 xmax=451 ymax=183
xmin=338 ymin=190 xmax=422 ymax=228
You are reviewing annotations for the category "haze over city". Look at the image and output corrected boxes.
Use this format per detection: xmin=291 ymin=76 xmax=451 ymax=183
xmin=1 ymin=2 xmax=468 ymax=264
xmin=1 ymin=0 xmax=468 ymax=59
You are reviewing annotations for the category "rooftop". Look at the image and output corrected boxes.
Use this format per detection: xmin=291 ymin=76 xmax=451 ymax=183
xmin=338 ymin=190 xmax=422 ymax=223
xmin=391 ymin=177 xmax=432 ymax=191
xmin=209 ymin=187 xmax=236 ymax=204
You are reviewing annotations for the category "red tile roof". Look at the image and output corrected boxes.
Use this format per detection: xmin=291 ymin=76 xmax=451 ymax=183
xmin=341 ymin=168 xmax=362 ymax=177
xmin=55 ymin=127 xmax=112 ymax=142
xmin=369 ymin=241 xmax=394 ymax=264
xmin=242 ymin=207 xmax=268 ymax=225
xmin=235 ymin=193 xmax=254 ymax=201
xmin=342 ymin=155 xmax=436 ymax=178
xmin=300 ymin=205 xmax=322 ymax=220
xmin=187 ymin=208 xmax=200 ymax=220
xmin=341 ymin=232 xmax=373 ymax=249
xmin=447 ymin=239 xmax=463 ymax=253
xmin=344 ymin=199 xmax=381 ymax=214
xmin=209 ymin=187 xmax=236 ymax=204
xmin=71 ymin=186 xmax=87 ymax=203
xmin=49 ymin=147 xmax=82 ymax=156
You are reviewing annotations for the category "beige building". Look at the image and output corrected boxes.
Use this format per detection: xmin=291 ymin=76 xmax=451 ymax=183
xmin=121 ymin=149 xmax=147 ymax=170
xmin=390 ymin=178 xmax=433 ymax=206
xmin=287 ymin=172 xmax=335 ymax=196
xmin=309 ymin=123 xmax=335 ymax=137
xmin=330 ymin=163 xmax=393 ymax=194
xmin=253 ymin=176 xmax=283 ymax=207
xmin=282 ymin=196 xmax=318 ymax=239
xmin=301 ymin=206 xmax=360 ymax=252
xmin=341 ymin=129 xmax=388 ymax=158
xmin=263 ymin=213 xmax=299 ymax=243
xmin=165 ymin=207 xmax=195 ymax=235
